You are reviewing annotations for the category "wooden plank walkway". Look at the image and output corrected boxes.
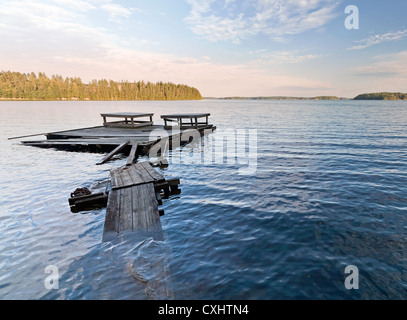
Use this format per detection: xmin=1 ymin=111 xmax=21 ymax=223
xmin=102 ymin=161 xmax=175 ymax=300
xmin=102 ymin=162 xmax=166 ymax=242
xmin=110 ymin=162 xmax=166 ymax=190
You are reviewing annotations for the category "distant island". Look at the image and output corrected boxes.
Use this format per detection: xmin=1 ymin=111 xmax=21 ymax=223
xmin=206 ymin=93 xmax=407 ymax=101
xmin=0 ymin=71 xmax=202 ymax=101
xmin=205 ymin=96 xmax=347 ymax=100
xmin=354 ymin=92 xmax=407 ymax=100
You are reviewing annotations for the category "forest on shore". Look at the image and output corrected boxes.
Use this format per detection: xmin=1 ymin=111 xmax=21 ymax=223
xmin=1 ymin=71 xmax=406 ymax=102
xmin=207 ymin=92 xmax=407 ymax=101
xmin=354 ymin=92 xmax=407 ymax=100
xmin=0 ymin=71 xmax=202 ymax=101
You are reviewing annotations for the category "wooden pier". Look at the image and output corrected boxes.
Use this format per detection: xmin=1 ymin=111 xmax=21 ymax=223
xmin=15 ymin=112 xmax=215 ymax=236
xmin=12 ymin=112 xmax=216 ymax=299
xmin=17 ymin=112 xmax=216 ymax=165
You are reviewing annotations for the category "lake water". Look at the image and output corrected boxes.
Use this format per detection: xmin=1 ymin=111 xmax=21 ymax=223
xmin=0 ymin=100 xmax=406 ymax=300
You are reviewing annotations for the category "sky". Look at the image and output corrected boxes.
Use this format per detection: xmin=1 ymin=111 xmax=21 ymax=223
xmin=0 ymin=0 xmax=406 ymax=98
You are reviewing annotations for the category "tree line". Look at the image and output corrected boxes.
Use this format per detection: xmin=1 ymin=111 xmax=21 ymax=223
xmin=216 ymin=96 xmax=344 ymax=100
xmin=354 ymin=92 xmax=407 ymax=100
xmin=0 ymin=71 xmax=202 ymax=101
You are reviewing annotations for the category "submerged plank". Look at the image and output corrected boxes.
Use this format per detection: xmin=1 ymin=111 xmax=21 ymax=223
xmin=143 ymin=183 xmax=162 ymax=232
xmin=103 ymin=182 xmax=162 ymax=240
xmin=102 ymin=188 xmax=121 ymax=242
xmin=97 ymin=141 xmax=130 ymax=165
xmin=126 ymin=142 xmax=138 ymax=166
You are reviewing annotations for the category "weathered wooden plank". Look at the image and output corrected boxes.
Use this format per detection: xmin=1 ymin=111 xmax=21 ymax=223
xmin=97 ymin=141 xmax=130 ymax=165
xmin=138 ymin=183 xmax=149 ymax=230
xmin=104 ymin=174 xmax=163 ymax=242
xmin=119 ymin=187 xmax=133 ymax=233
xmin=110 ymin=167 xmax=126 ymax=189
xmin=140 ymin=162 xmax=165 ymax=182
xmin=144 ymin=183 xmax=155 ymax=230
xmin=135 ymin=163 xmax=158 ymax=184
xmin=144 ymin=183 xmax=161 ymax=232
xmin=102 ymin=189 xmax=121 ymax=242
xmin=111 ymin=167 xmax=127 ymax=189
xmin=111 ymin=164 xmax=153 ymax=190
xmin=121 ymin=167 xmax=136 ymax=188
xmin=126 ymin=142 xmax=138 ymax=166
xmin=136 ymin=183 xmax=159 ymax=232
xmin=128 ymin=166 xmax=146 ymax=185
xmin=131 ymin=183 xmax=142 ymax=231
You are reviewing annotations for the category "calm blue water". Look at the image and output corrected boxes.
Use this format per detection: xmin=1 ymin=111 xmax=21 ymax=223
xmin=0 ymin=100 xmax=406 ymax=300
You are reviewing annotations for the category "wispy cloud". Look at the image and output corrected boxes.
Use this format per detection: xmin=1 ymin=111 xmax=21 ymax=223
xmin=348 ymin=30 xmax=407 ymax=50
xmin=352 ymin=51 xmax=407 ymax=77
xmin=252 ymin=50 xmax=322 ymax=65
xmin=350 ymin=51 xmax=407 ymax=93
xmin=0 ymin=0 xmax=331 ymax=97
xmin=185 ymin=0 xmax=341 ymax=43
xmin=100 ymin=3 xmax=134 ymax=23
xmin=50 ymin=0 xmax=97 ymax=12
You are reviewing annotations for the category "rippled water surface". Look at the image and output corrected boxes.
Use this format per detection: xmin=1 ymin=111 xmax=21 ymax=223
xmin=0 ymin=100 xmax=407 ymax=300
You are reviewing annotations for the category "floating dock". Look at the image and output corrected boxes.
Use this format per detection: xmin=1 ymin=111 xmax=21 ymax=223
xmin=14 ymin=112 xmax=215 ymax=240
xmin=11 ymin=112 xmax=216 ymax=299
xmin=16 ymin=113 xmax=216 ymax=163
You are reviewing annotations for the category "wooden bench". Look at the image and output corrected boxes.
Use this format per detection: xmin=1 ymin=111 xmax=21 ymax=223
xmin=160 ymin=113 xmax=210 ymax=130
xmin=101 ymin=112 xmax=154 ymax=128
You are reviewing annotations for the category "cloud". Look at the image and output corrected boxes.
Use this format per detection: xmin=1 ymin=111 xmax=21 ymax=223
xmin=0 ymin=0 xmax=333 ymax=97
xmin=252 ymin=50 xmax=322 ymax=65
xmin=100 ymin=3 xmax=133 ymax=22
xmin=50 ymin=0 xmax=97 ymax=12
xmin=349 ymin=30 xmax=407 ymax=50
xmin=352 ymin=51 xmax=407 ymax=76
xmin=350 ymin=51 xmax=407 ymax=94
xmin=0 ymin=1 xmax=85 ymax=33
xmin=32 ymin=45 xmax=332 ymax=97
xmin=185 ymin=0 xmax=341 ymax=42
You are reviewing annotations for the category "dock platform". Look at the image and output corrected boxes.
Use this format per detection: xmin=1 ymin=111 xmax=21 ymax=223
xmin=10 ymin=111 xmax=216 ymax=299
xmin=14 ymin=112 xmax=215 ymax=240
xmin=19 ymin=119 xmax=215 ymax=161
xmin=103 ymin=162 xmax=171 ymax=242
